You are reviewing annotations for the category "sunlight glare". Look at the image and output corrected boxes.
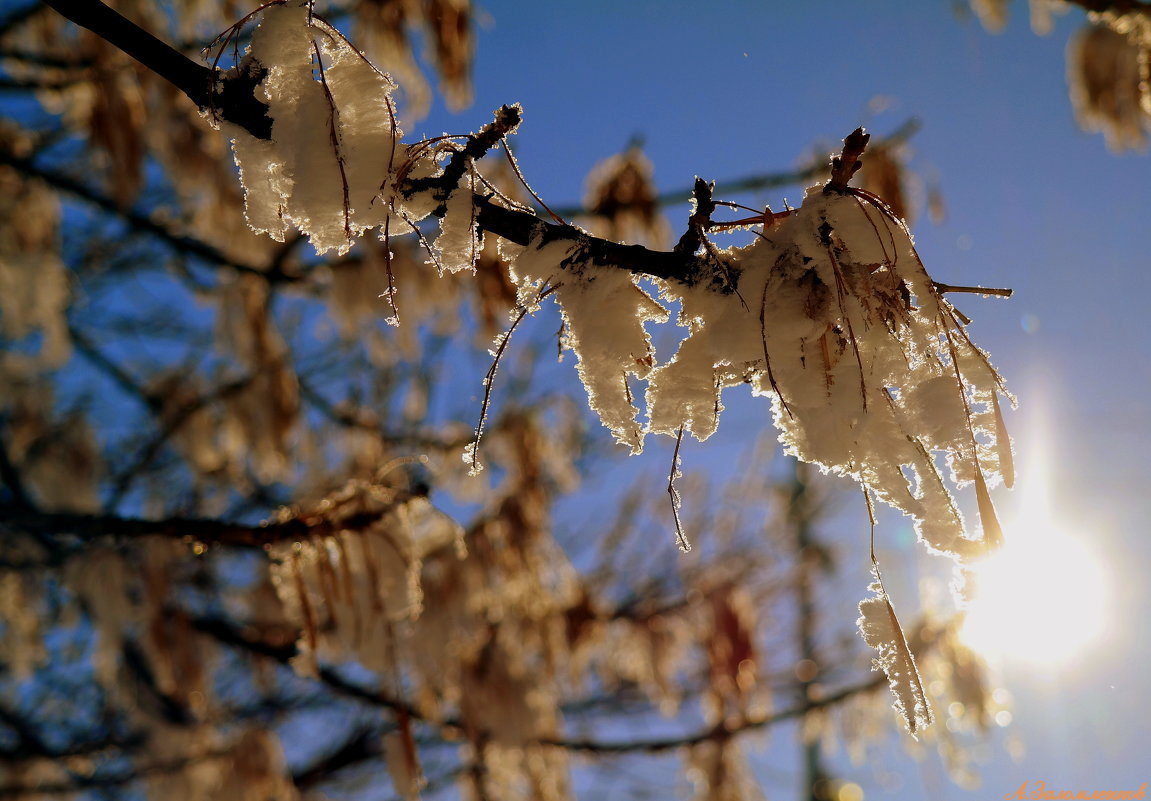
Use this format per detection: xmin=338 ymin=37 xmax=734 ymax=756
xmin=958 ymin=470 xmax=1109 ymax=664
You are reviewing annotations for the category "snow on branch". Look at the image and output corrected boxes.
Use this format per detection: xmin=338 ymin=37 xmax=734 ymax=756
xmin=42 ymin=0 xmax=1018 ymax=735
xmin=206 ymin=4 xmax=1014 ymax=732
xmin=644 ymin=180 xmax=1014 ymax=562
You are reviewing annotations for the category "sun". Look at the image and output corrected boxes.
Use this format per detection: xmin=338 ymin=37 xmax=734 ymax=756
xmin=957 ymin=473 xmax=1109 ymax=664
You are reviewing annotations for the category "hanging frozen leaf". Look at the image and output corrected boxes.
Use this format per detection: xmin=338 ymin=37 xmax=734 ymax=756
xmin=506 ymin=232 xmax=669 ymax=453
xmin=222 ymin=3 xmax=407 ymax=254
xmin=857 ymin=568 xmax=933 ymax=735
xmin=647 ymin=180 xmax=1013 ymax=561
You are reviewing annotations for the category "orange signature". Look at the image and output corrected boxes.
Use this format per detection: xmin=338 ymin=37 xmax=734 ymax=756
xmin=1006 ymin=781 xmax=1148 ymax=801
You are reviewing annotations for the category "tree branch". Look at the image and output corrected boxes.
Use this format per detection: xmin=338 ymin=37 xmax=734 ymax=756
xmin=40 ymin=0 xmax=272 ymax=137
xmin=102 ymin=372 xmax=257 ymax=509
xmin=38 ymin=0 xmax=873 ymax=289
xmin=674 ymin=178 xmax=717 ymax=256
xmin=0 ymin=494 xmax=417 ymax=554
xmin=186 ymin=613 xmax=463 ymax=735
xmin=825 ymin=127 xmax=870 ymax=194
xmin=0 ymin=148 xmax=282 ymax=279
xmin=547 ymin=673 xmax=886 ymax=754
xmin=1063 ymin=0 xmax=1151 ymax=13
xmin=474 ymin=196 xmax=703 ymax=281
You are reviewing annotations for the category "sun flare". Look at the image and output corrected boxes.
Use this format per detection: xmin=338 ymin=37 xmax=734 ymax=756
xmin=958 ymin=473 xmax=1109 ymax=664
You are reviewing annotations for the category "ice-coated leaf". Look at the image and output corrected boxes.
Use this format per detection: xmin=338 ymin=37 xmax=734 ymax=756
xmin=553 ymin=264 xmax=668 ymax=453
xmin=993 ymin=392 xmax=1015 ymax=489
xmin=226 ymin=4 xmax=405 ymax=254
xmin=646 ymin=185 xmax=1012 ymax=562
xmin=857 ymin=570 xmax=933 ymax=735
xmin=433 ymin=171 xmax=481 ymax=274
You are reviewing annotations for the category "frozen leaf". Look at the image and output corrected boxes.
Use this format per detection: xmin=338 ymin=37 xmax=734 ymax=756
xmin=856 ymin=142 xmax=912 ymax=223
xmin=646 ymin=185 xmax=1012 ymax=560
xmin=226 ymin=4 xmax=405 ymax=254
xmin=857 ymin=569 xmax=933 ymax=735
xmin=581 ymin=144 xmax=670 ymax=248
xmin=553 ymin=262 xmax=668 ymax=453
xmin=433 ymin=168 xmax=481 ymax=273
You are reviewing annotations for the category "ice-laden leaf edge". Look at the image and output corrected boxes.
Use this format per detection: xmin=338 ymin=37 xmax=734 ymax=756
xmin=226 ymin=3 xmax=416 ymax=256
xmin=857 ymin=566 xmax=934 ymax=735
xmin=505 ymin=233 xmax=670 ymax=455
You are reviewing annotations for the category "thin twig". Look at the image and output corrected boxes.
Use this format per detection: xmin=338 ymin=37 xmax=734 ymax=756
xmin=502 ymin=138 xmax=567 ymax=224
xmin=380 ymin=216 xmax=400 ymax=324
xmin=825 ymin=127 xmax=871 ymax=194
xmin=312 ymin=40 xmax=353 ymax=246
xmin=933 ymin=282 xmax=1013 ymax=298
xmin=668 ymin=426 xmax=690 ymax=553
xmin=467 ymin=283 xmax=558 ymax=475
xmin=759 ymin=283 xmax=792 ymax=418
xmin=545 ymin=670 xmax=896 ymax=754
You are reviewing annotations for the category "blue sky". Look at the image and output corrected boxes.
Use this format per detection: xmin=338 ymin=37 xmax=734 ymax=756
xmin=406 ymin=2 xmax=1151 ymax=798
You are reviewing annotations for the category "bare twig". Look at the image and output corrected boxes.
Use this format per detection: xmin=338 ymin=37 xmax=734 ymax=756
xmin=825 ymin=127 xmax=871 ymax=194
xmin=933 ymin=282 xmax=1013 ymax=298
xmin=502 ymin=138 xmax=567 ymax=224
xmin=668 ymin=427 xmax=690 ymax=553
xmin=467 ymin=283 xmax=558 ymax=474
xmin=545 ymin=673 xmax=888 ymax=754
xmin=0 ymin=148 xmax=291 ymax=280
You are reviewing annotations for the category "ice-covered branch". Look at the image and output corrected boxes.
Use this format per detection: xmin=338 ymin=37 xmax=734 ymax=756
xmin=474 ymin=197 xmax=703 ymax=281
xmin=40 ymin=1 xmax=910 ymax=293
xmin=406 ymin=103 xmax=523 ymax=210
xmin=35 ymin=0 xmax=814 ymax=285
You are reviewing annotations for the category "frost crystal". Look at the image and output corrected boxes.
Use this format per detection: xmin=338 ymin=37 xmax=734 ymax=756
xmin=433 ymin=169 xmax=481 ymax=273
xmin=226 ymin=4 xmax=406 ymax=254
xmin=553 ymin=263 xmax=667 ymax=453
xmin=647 ymin=186 xmax=1012 ymax=560
xmin=857 ymin=568 xmax=933 ymax=734
xmin=508 ymin=234 xmax=668 ymax=453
